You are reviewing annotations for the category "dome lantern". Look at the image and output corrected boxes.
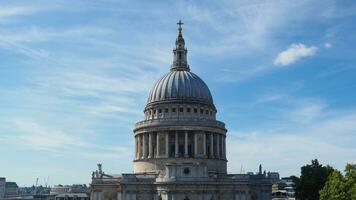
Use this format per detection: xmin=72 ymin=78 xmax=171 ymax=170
xmin=171 ymin=20 xmax=189 ymax=71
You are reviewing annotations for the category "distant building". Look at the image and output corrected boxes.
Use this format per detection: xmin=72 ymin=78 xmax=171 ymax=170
xmin=268 ymin=172 xmax=280 ymax=181
xmin=0 ymin=194 xmax=55 ymax=200
xmin=0 ymin=178 xmax=5 ymax=198
xmin=55 ymin=193 xmax=89 ymax=200
xmin=50 ymin=185 xmax=71 ymax=195
xmin=43 ymin=184 xmax=88 ymax=200
xmin=280 ymin=177 xmax=295 ymax=198
xmin=271 ymin=176 xmax=296 ymax=200
xmin=4 ymin=182 xmax=18 ymax=198
xmin=0 ymin=178 xmax=19 ymax=198
xmin=0 ymin=182 xmax=87 ymax=200
xmin=19 ymin=185 xmax=51 ymax=196
xmin=69 ymin=184 xmax=89 ymax=193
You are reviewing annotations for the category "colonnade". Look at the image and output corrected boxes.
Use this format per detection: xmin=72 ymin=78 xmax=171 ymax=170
xmin=135 ymin=131 xmax=226 ymax=160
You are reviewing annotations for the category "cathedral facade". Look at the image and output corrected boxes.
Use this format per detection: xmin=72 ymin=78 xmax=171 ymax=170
xmin=90 ymin=21 xmax=272 ymax=200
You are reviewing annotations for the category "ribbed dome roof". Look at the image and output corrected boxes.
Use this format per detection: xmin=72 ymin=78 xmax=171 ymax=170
xmin=147 ymin=71 xmax=214 ymax=106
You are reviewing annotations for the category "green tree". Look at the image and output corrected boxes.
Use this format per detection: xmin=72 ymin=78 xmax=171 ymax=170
xmin=294 ymin=159 xmax=334 ymax=200
xmin=320 ymin=163 xmax=356 ymax=200
xmin=344 ymin=164 xmax=356 ymax=199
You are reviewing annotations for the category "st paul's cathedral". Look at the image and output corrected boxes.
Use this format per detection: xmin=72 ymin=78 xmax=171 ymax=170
xmin=90 ymin=21 xmax=272 ymax=200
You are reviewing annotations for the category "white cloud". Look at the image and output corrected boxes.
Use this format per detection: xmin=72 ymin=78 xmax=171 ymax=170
xmin=227 ymin=110 xmax=356 ymax=176
xmin=289 ymin=101 xmax=327 ymax=123
xmin=77 ymin=146 xmax=131 ymax=161
xmin=227 ymin=90 xmax=355 ymax=175
xmin=324 ymin=42 xmax=332 ymax=48
xmin=0 ymin=5 xmax=35 ymax=18
xmin=254 ymin=94 xmax=286 ymax=104
xmin=274 ymin=43 xmax=318 ymax=66
xmin=1 ymin=119 xmax=86 ymax=151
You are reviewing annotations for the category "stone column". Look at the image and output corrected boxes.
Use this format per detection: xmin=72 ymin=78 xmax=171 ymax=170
xmin=117 ymin=192 xmax=122 ymax=200
xmin=203 ymin=132 xmax=207 ymax=157
xmin=221 ymin=135 xmax=224 ymax=159
xmin=184 ymin=131 xmax=188 ymax=157
xmin=148 ymin=133 xmax=153 ymax=158
xmin=134 ymin=136 xmax=138 ymax=160
xmin=142 ymin=133 xmax=147 ymax=159
xmin=156 ymin=133 xmax=160 ymax=157
xmin=220 ymin=134 xmax=223 ymax=159
xmin=210 ymin=133 xmax=214 ymax=158
xmin=165 ymin=132 xmax=169 ymax=157
xmin=137 ymin=135 xmax=141 ymax=159
xmin=175 ymin=131 xmax=179 ymax=157
xmin=223 ymin=135 xmax=226 ymax=159
xmin=194 ymin=132 xmax=198 ymax=157
xmin=216 ymin=134 xmax=220 ymax=159
xmin=98 ymin=192 xmax=103 ymax=200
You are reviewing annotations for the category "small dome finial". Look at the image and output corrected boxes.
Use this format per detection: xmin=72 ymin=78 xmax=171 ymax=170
xmin=177 ymin=20 xmax=184 ymax=35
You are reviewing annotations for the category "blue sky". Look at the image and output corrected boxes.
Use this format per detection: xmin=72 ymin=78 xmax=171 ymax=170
xmin=0 ymin=0 xmax=355 ymax=186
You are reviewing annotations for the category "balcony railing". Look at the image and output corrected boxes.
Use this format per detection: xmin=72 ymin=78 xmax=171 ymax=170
xmin=135 ymin=117 xmax=226 ymax=130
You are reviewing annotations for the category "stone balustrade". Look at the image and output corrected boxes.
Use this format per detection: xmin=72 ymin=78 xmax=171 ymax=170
xmin=134 ymin=117 xmax=226 ymax=130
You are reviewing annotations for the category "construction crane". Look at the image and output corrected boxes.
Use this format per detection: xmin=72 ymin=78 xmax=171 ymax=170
xmin=34 ymin=178 xmax=38 ymax=195
xmin=43 ymin=176 xmax=49 ymax=188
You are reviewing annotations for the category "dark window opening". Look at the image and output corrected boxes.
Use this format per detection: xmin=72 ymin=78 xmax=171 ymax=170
xmin=179 ymin=144 xmax=184 ymax=156
xmin=172 ymin=108 xmax=176 ymax=112
xmin=170 ymin=145 xmax=175 ymax=157
xmin=206 ymin=110 xmax=209 ymax=114
xmin=165 ymin=108 xmax=169 ymax=113
xmin=188 ymin=145 xmax=193 ymax=157
xmin=194 ymin=108 xmax=198 ymax=113
xmin=179 ymin=107 xmax=183 ymax=112
xmin=183 ymin=168 xmax=190 ymax=175
xmin=187 ymin=108 xmax=191 ymax=112
xmin=158 ymin=109 xmax=162 ymax=113
xmin=200 ymin=109 xmax=204 ymax=114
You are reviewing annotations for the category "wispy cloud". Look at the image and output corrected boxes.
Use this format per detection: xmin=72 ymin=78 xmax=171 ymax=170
xmin=1 ymin=119 xmax=86 ymax=151
xmin=255 ymin=90 xmax=328 ymax=124
xmin=77 ymin=146 xmax=131 ymax=161
xmin=274 ymin=43 xmax=318 ymax=66
xmin=324 ymin=42 xmax=332 ymax=48
xmin=227 ymin=108 xmax=356 ymax=175
xmin=0 ymin=5 xmax=35 ymax=19
xmin=288 ymin=101 xmax=327 ymax=123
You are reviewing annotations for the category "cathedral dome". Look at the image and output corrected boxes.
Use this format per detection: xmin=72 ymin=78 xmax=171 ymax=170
xmin=147 ymin=70 xmax=213 ymax=106
xmin=146 ymin=20 xmax=214 ymax=108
